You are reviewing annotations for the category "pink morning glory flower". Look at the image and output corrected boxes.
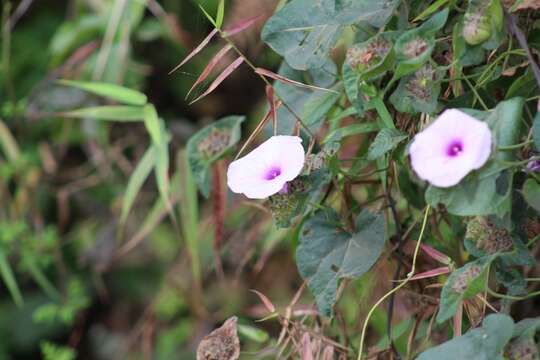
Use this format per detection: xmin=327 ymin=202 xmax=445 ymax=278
xmin=227 ymin=135 xmax=305 ymax=199
xmin=409 ymin=109 xmax=492 ymax=188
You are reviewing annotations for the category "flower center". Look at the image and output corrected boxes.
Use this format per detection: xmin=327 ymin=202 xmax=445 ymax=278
xmin=446 ymin=140 xmax=464 ymax=157
xmin=264 ymin=166 xmax=282 ymax=180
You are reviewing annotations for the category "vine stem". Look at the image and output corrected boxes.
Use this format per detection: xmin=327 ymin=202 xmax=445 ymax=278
xmin=356 ymin=205 xmax=431 ymax=360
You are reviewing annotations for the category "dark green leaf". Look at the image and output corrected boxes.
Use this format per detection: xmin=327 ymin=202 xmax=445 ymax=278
xmin=522 ymin=179 xmax=540 ymax=213
xmin=186 ymin=116 xmax=244 ymax=197
xmin=532 ymin=110 xmax=540 ymax=151
xmin=367 ymin=128 xmax=407 ymax=160
xmin=437 ymin=256 xmax=495 ymax=323
xmin=417 ymin=314 xmax=514 ymax=360
xmin=261 ymin=0 xmax=399 ymax=70
xmin=296 ymin=209 xmax=385 ymax=316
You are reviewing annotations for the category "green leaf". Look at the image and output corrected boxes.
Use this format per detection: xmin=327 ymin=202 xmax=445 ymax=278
xmin=0 ymin=248 xmax=23 ymax=307
xmin=261 ymin=0 xmax=399 ymax=70
xmin=342 ymin=63 xmax=365 ymax=114
xmin=41 ymin=342 xmax=77 ymax=360
xmin=142 ymin=105 xmax=171 ymax=211
xmin=198 ymin=4 xmax=217 ymax=28
xmin=522 ymin=179 xmax=540 ymax=213
xmin=186 ymin=116 xmax=244 ymax=197
xmin=425 ymin=98 xmax=525 ymax=217
xmin=417 ymin=314 xmax=514 ymax=360
xmin=437 ymin=256 xmax=495 ymax=323
xmin=62 ymin=106 xmax=145 ymax=121
xmin=120 ymin=147 xmax=155 ymax=225
xmin=58 ymin=79 xmax=147 ymax=106
xmin=144 ymin=104 xmax=163 ymax=146
xmin=237 ymin=324 xmax=269 ymax=343
xmin=512 ymin=317 xmax=540 ymax=339
xmin=323 ymin=122 xmax=379 ymax=144
xmin=367 ymin=128 xmax=407 ymax=160
xmin=296 ymin=209 xmax=385 ymax=316
xmin=216 ymin=0 xmax=225 ymax=29
xmin=301 ymin=84 xmax=342 ymax=126
xmin=273 ymin=61 xmax=337 ymax=135
xmin=532 ymin=110 xmax=540 ymax=151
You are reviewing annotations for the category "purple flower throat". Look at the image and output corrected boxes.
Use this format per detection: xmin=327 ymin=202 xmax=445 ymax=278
xmin=446 ymin=140 xmax=464 ymax=157
xmin=264 ymin=166 xmax=282 ymax=180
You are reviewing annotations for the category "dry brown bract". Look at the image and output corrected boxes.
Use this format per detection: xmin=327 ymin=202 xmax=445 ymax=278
xmin=197 ymin=317 xmax=240 ymax=360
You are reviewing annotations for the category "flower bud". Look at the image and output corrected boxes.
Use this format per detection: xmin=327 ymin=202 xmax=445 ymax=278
xmin=505 ymin=338 xmax=539 ymax=360
xmin=463 ymin=0 xmax=503 ymax=45
xmin=451 ymin=264 xmax=483 ymax=293
xmin=465 ymin=217 xmax=513 ymax=254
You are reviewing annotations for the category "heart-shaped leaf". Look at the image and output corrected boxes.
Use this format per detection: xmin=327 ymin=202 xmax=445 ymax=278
xmin=296 ymin=209 xmax=386 ymax=316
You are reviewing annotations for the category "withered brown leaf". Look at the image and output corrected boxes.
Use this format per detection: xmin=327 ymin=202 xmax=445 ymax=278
xmin=197 ymin=317 xmax=240 ymax=360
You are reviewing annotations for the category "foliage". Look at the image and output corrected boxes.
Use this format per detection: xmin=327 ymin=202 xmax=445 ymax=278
xmin=2 ymin=0 xmax=540 ymax=359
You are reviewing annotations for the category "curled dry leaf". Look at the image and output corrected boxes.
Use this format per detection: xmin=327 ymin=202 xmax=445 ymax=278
xmin=197 ymin=317 xmax=240 ymax=360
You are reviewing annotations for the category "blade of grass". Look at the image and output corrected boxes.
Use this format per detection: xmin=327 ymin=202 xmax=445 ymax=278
xmin=120 ymin=146 xmax=155 ymax=226
xmin=178 ymin=149 xmax=201 ymax=286
xmin=216 ymin=0 xmax=225 ymax=29
xmin=61 ymin=105 xmax=145 ymax=121
xmin=169 ymin=28 xmax=218 ymax=74
xmin=23 ymin=258 xmax=61 ymax=301
xmin=58 ymin=80 xmax=147 ymax=106
xmin=199 ymin=4 xmax=217 ymax=28
xmin=254 ymin=67 xmax=339 ymax=93
xmin=186 ymin=44 xmax=233 ymax=99
xmin=190 ymin=56 xmax=244 ymax=104
xmin=0 ymin=248 xmax=23 ymax=307
xmin=222 ymin=15 xmax=263 ymax=37
xmin=0 ymin=118 xmax=20 ymax=162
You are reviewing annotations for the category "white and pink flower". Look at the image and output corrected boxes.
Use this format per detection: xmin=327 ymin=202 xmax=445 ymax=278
xmin=409 ymin=109 xmax=492 ymax=188
xmin=227 ymin=135 xmax=305 ymax=199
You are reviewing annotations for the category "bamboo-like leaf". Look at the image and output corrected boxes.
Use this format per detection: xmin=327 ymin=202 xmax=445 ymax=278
xmin=216 ymin=0 xmax=225 ymax=29
xmin=23 ymin=257 xmax=61 ymax=301
xmin=61 ymin=106 xmax=145 ymax=121
xmin=266 ymin=85 xmax=277 ymax=134
xmin=58 ymin=79 xmax=147 ymax=106
xmin=409 ymin=266 xmax=451 ymax=281
xmin=190 ymin=57 xmax=245 ymax=104
xmin=255 ymin=67 xmax=338 ymax=93
xmin=178 ymin=150 xmax=201 ymax=284
xmin=0 ymin=119 xmax=20 ymax=163
xmin=120 ymin=147 xmax=155 ymax=225
xmin=223 ymin=15 xmax=263 ymax=37
xmin=186 ymin=44 xmax=233 ymax=99
xmin=199 ymin=5 xmax=218 ymax=28
xmin=169 ymin=28 xmax=218 ymax=74
xmin=143 ymin=104 xmax=162 ymax=145
xmin=0 ymin=248 xmax=23 ymax=307
xmin=250 ymin=289 xmax=276 ymax=313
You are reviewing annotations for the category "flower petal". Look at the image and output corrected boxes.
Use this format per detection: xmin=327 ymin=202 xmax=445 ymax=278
xmin=227 ymin=135 xmax=305 ymax=199
xmin=409 ymin=109 xmax=492 ymax=188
